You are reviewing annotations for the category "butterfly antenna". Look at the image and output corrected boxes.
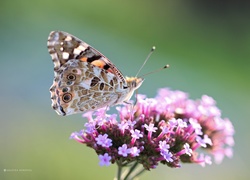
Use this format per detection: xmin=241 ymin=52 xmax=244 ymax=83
xmin=140 ymin=64 xmax=170 ymax=78
xmin=135 ymin=46 xmax=156 ymax=77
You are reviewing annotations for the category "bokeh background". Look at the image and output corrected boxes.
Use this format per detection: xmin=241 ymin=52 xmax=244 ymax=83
xmin=1 ymin=0 xmax=249 ymax=179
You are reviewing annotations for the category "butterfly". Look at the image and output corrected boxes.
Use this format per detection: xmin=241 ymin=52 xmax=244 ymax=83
xmin=47 ymin=31 xmax=144 ymax=116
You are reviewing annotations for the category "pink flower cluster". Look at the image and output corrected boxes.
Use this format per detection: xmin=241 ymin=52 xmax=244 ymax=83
xmin=71 ymin=88 xmax=234 ymax=169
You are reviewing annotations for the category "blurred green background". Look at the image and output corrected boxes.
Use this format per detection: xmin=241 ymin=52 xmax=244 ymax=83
xmin=1 ymin=0 xmax=249 ymax=179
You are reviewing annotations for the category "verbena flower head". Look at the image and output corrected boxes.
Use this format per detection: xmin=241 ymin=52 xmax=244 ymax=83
xmin=71 ymin=88 xmax=234 ymax=170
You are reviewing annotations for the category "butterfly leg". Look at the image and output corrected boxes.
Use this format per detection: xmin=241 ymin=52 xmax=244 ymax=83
xmin=126 ymin=89 xmax=140 ymax=120
xmin=103 ymin=106 xmax=109 ymax=116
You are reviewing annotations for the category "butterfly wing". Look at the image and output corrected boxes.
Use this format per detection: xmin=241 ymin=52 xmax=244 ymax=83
xmin=47 ymin=31 xmax=128 ymax=116
xmin=48 ymin=31 xmax=126 ymax=82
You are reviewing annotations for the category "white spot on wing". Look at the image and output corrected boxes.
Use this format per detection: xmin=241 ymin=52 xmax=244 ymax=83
xmin=73 ymin=45 xmax=86 ymax=55
xmin=47 ymin=41 xmax=54 ymax=46
xmin=80 ymin=79 xmax=92 ymax=89
xmin=51 ymin=53 xmax=58 ymax=60
xmin=78 ymin=45 xmax=86 ymax=51
xmin=73 ymin=48 xmax=81 ymax=55
xmin=65 ymin=36 xmax=72 ymax=41
xmin=93 ymin=66 xmax=101 ymax=76
xmin=62 ymin=52 xmax=69 ymax=59
xmin=54 ymin=61 xmax=60 ymax=67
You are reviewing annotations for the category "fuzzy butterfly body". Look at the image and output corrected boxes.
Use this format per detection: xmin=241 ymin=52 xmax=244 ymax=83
xmin=47 ymin=31 xmax=143 ymax=116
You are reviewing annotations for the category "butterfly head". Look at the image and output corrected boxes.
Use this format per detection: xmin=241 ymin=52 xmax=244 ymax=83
xmin=125 ymin=77 xmax=144 ymax=90
xmin=122 ymin=77 xmax=144 ymax=103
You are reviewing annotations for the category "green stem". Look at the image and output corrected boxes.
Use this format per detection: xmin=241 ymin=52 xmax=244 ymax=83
xmin=123 ymin=162 xmax=139 ymax=180
xmin=117 ymin=163 xmax=122 ymax=180
xmin=130 ymin=167 xmax=146 ymax=179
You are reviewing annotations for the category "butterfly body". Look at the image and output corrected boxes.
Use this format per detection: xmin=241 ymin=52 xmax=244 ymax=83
xmin=48 ymin=31 xmax=143 ymax=116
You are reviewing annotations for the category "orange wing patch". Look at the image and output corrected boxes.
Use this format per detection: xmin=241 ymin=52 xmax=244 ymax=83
xmin=80 ymin=57 xmax=88 ymax=62
xmin=91 ymin=59 xmax=106 ymax=68
xmin=82 ymin=57 xmax=114 ymax=74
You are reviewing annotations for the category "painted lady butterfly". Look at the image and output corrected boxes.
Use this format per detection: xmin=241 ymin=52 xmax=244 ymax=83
xmin=47 ymin=31 xmax=144 ymax=116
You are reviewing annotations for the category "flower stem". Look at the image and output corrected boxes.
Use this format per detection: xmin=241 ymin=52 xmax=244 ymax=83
xmin=117 ymin=163 xmax=123 ymax=180
xmin=131 ymin=167 xmax=146 ymax=179
xmin=123 ymin=162 xmax=139 ymax=180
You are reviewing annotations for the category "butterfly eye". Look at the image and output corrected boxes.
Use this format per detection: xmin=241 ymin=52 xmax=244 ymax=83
xmin=62 ymin=93 xmax=72 ymax=103
xmin=67 ymin=74 xmax=76 ymax=81
xmin=132 ymin=80 xmax=137 ymax=88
